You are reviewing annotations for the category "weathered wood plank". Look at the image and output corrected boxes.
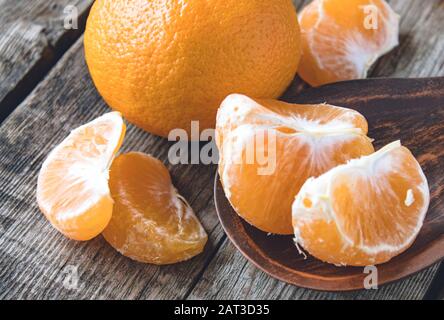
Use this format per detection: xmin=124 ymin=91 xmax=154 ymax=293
xmin=0 ymin=0 xmax=93 ymax=123
xmin=371 ymin=0 xmax=444 ymax=78
xmin=187 ymin=241 xmax=440 ymax=300
xmin=0 ymin=0 xmax=442 ymax=300
xmin=188 ymin=0 xmax=444 ymax=300
xmin=423 ymin=263 xmax=444 ymax=300
xmin=0 ymin=38 xmax=224 ymax=299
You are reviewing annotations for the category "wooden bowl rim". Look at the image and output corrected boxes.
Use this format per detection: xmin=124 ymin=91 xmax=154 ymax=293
xmin=214 ymin=173 xmax=444 ymax=291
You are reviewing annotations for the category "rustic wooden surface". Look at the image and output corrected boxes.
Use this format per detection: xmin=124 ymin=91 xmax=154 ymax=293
xmin=0 ymin=0 xmax=93 ymax=123
xmin=0 ymin=0 xmax=443 ymax=300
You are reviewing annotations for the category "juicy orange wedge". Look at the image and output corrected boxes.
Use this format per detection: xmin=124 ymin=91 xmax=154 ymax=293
xmin=298 ymin=0 xmax=399 ymax=86
xmin=292 ymin=141 xmax=430 ymax=266
xmin=36 ymin=112 xmax=126 ymax=241
xmin=216 ymin=94 xmax=374 ymax=235
xmin=102 ymin=152 xmax=208 ymax=265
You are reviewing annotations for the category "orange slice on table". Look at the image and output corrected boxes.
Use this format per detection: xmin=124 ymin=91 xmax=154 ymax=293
xmin=36 ymin=112 xmax=126 ymax=241
xmin=298 ymin=0 xmax=399 ymax=86
xmin=216 ymin=94 xmax=374 ymax=235
xmin=102 ymin=152 xmax=208 ymax=265
xmin=292 ymin=141 xmax=430 ymax=266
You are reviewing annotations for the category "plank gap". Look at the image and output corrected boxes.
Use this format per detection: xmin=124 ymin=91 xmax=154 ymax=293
xmin=184 ymin=235 xmax=227 ymax=300
xmin=0 ymin=2 xmax=93 ymax=125
xmin=423 ymin=262 xmax=444 ymax=300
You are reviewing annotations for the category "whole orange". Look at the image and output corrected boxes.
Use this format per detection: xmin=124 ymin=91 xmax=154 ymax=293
xmin=84 ymin=0 xmax=301 ymax=137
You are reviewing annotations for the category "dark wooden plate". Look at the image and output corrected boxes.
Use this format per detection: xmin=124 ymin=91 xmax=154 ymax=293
xmin=214 ymin=77 xmax=444 ymax=291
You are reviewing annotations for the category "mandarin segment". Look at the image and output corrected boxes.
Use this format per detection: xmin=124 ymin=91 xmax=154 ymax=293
xmin=292 ymin=141 xmax=430 ymax=266
xmin=84 ymin=0 xmax=301 ymax=137
xmin=36 ymin=112 xmax=126 ymax=241
xmin=298 ymin=0 xmax=399 ymax=86
xmin=102 ymin=152 xmax=207 ymax=265
xmin=216 ymin=94 xmax=374 ymax=235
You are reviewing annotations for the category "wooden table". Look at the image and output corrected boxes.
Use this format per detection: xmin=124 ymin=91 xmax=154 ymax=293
xmin=0 ymin=0 xmax=443 ymax=300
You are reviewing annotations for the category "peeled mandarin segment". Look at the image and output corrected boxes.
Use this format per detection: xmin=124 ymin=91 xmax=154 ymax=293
xmin=36 ymin=112 xmax=126 ymax=241
xmin=298 ymin=0 xmax=399 ymax=86
xmin=292 ymin=141 xmax=430 ymax=266
xmin=102 ymin=152 xmax=207 ymax=265
xmin=216 ymin=94 xmax=374 ymax=235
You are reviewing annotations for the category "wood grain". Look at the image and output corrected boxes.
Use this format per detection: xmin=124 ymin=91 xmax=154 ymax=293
xmin=0 ymin=0 xmax=443 ymax=299
xmin=423 ymin=263 xmax=444 ymax=300
xmin=0 ymin=38 xmax=223 ymax=299
xmin=189 ymin=0 xmax=444 ymax=300
xmin=0 ymin=0 xmax=93 ymax=123
xmin=188 ymin=241 xmax=440 ymax=300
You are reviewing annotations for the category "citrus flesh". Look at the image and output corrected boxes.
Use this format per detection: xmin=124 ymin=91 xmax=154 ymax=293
xmin=292 ymin=141 xmax=430 ymax=266
xmin=84 ymin=0 xmax=301 ymax=137
xmin=298 ymin=0 xmax=399 ymax=87
xmin=216 ymin=94 xmax=374 ymax=235
xmin=36 ymin=112 xmax=126 ymax=241
xmin=102 ymin=152 xmax=208 ymax=265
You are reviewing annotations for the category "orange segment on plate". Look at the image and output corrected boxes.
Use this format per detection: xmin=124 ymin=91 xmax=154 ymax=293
xmin=298 ymin=0 xmax=399 ymax=86
xmin=216 ymin=94 xmax=374 ymax=235
xmin=102 ymin=152 xmax=208 ymax=265
xmin=292 ymin=141 xmax=430 ymax=266
xmin=36 ymin=112 xmax=126 ymax=241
